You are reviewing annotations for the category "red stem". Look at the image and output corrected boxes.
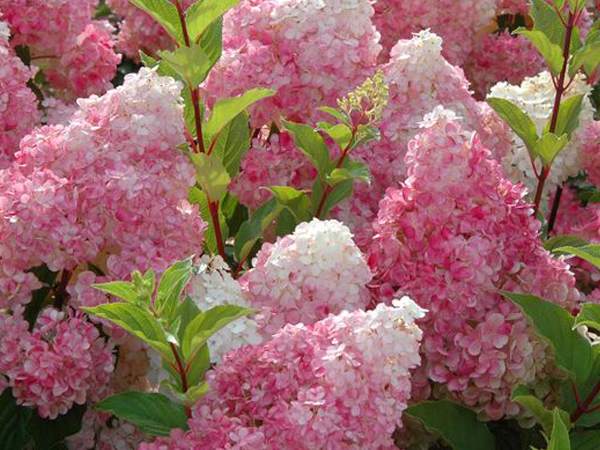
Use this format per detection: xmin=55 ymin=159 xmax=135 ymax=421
xmin=53 ymin=270 xmax=72 ymax=309
xmin=314 ymin=127 xmax=357 ymax=219
xmin=532 ymin=12 xmax=575 ymax=216
xmin=208 ymin=199 xmax=227 ymax=261
xmin=169 ymin=342 xmax=191 ymax=418
xmin=571 ymin=378 xmax=600 ymax=422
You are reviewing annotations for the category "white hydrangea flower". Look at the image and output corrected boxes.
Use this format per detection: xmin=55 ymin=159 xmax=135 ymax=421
xmin=241 ymin=218 xmax=373 ymax=335
xmin=189 ymin=255 xmax=263 ymax=363
xmin=488 ymin=71 xmax=594 ymax=204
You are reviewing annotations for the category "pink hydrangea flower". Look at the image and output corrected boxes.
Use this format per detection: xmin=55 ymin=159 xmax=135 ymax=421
xmin=67 ymin=409 xmax=146 ymax=450
xmin=463 ymin=31 xmax=545 ymax=99
xmin=202 ymin=0 xmax=381 ymax=128
xmin=0 ymin=68 xmax=206 ymax=309
xmin=372 ymin=0 xmax=497 ymax=64
xmin=579 ymin=121 xmax=600 ymax=189
xmin=0 ymin=18 xmax=39 ymax=168
xmin=1 ymin=0 xmax=119 ymax=99
xmin=336 ymin=30 xmax=512 ymax=248
xmin=231 ymin=132 xmax=316 ymax=210
xmin=0 ymin=308 xmax=115 ymax=419
xmin=368 ymin=107 xmax=579 ymax=420
xmin=139 ymin=298 xmax=425 ymax=450
xmin=241 ymin=219 xmax=372 ymax=336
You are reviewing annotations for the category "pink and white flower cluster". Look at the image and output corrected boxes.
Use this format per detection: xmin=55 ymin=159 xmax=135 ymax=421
xmin=140 ymin=298 xmax=425 ymax=450
xmin=0 ymin=308 xmax=114 ymax=419
xmin=203 ymin=0 xmax=382 ymax=128
xmin=0 ymin=68 xmax=205 ymax=309
xmin=368 ymin=107 xmax=579 ymax=419
xmin=1 ymin=0 xmax=120 ymax=99
xmin=241 ymin=219 xmax=373 ymax=336
xmin=0 ymin=17 xmax=38 ymax=168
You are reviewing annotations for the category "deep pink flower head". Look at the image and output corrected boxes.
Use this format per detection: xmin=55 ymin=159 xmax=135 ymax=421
xmin=0 ymin=308 xmax=114 ymax=419
xmin=0 ymin=19 xmax=39 ymax=168
xmin=368 ymin=107 xmax=579 ymax=420
xmin=372 ymin=0 xmax=497 ymax=64
xmin=139 ymin=298 xmax=425 ymax=450
xmin=1 ymin=0 xmax=119 ymax=99
xmin=337 ymin=31 xmax=512 ymax=248
xmin=240 ymin=219 xmax=372 ymax=336
xmin=203 ymin=0 xmax=382 ymax=128
xmin=231 ymin=132 xmax=316 ymax=210
xmin=463 ymin=31 xmax=545 ymax=99
xmin=0 ymin=68 xmax=206 ymax=309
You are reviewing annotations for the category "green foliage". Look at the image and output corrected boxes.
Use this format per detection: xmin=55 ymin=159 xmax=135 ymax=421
xmin=555 ymin=245 xmax=600 ymax=271
xmin=158 ymin=44 xmax=211 ymax=88
xmin=282 ymin=120 xmax=332 ymax=180
xmin=204 ymin=89 xmax=275 ymax=143
xmin=326 ymin=162 xmax=371 ymax=187
xmin=574 ymin=303 xmax=600 ymax=330
xmin=571 ymin=430 xmax=600 ymax=450
xmin=86 ymin=258 xmax=253 ymax=436
xmin=545 ymin=95 xmax=584 ymax=139
xmin=511 ymin=386 xmax=570 ymax=435
xmin=535 ymin=133 xmax=569 ymax=168
xmin=189 ymin=187 xmax=230 ymax=254
xmin=28 ymin=404 xmax=86 ymax=450
xmin=501 ymin=292 xmax=592 ymax=383
xmin=95 ymin=392 xmax=188 ymax=436
xmin=234 ymin=198 xmax=281 ymax=263
xmin=405 ymin=400 xmax=495 ymax=450
xmin=487 ymin=98 xmax=538 ymax=153
xmin=547 ymin=408 xmax=571 ymax=450
xmin=188 ymin=152 xmax=231 ymax=201
xmin=561 ymin=347 xmax=600 ymax=427
xmin=0 ymin=391 xmax=32 ymax=450
xmin=544 ymin=235 xmax=588 ymax=254
xmin=267 ymin=186 xmax=312 ymax=226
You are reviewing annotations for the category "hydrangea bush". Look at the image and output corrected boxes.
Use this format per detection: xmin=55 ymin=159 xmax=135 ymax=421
xmin=4 ymin=0 xmax=600 ymax=449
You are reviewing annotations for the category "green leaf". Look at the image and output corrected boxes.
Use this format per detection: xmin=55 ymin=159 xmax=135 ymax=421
xmin=545 ymin=95 xmax=584 ymax=139
xmin=561 ymin=346 xmax=600 ymax=427
xmin=182 ymin=304 xmax=254 ymax=358
xmin=511 ymin=386 xmax=570 ymax=435
xmin=83 ymin=303 xmax=172 ymax=360
xmin=275 ymin=208 xmax=297 ymax=237
xmin=155 ymin=258 xmax=194 ymax=324
xmin=186 ymin=0 xmax=243 ymax=43
xmin=318 ymin=123 xmax=353 ymax=150
xmin=267 ymin=186 xmax=311 ymax=223
xmin=535 ymin=133 xmax=569 ymax=168
xmin=514 ymin=28 xmax=563 ymax=75
xmin=0 ymin=390 xmax=32 ymax=450
xmin=405 ymin=400 xmax=495 ymax=450
xmin=95 ymin=392 xmax=188 ymax=436
xmin=92 ymin=281 xmax=138 ymax=303
xmin=177 ymin=296 xmax=202 ymax=342
xmin=283 ymin=120 xmax=332 ymax=179
xmin=127 ymin=0 xmax=182 ymax=43
xmin=574 ymin=303 xmax=600 ymax=330
xmin=530 ymin=0 xmax=574 ymax=49
xmin=207 ymin=112 xmax=250 ymax=178
xmin=548 ymin=408 xmax=571 ymax=450
xmin=570 ymin=41 xmax=600 ymax=78
xmin=158 ymin=43 xmax=211 ymax=88
xmin=198 ymin=18 xmax=222 ymax=71
xmin=318 ymin=106 xmax=351 ymax=125
xmin=487 ymin=98 xmax=539 ymax=153
xmin=204 ymin=89 xmax=275 ymax=143
xmin=544 ymin=235 xmax=588 ymax=254
xmin=327 ymin=162 xmax=371 ymax=186
xmin=185 ymin=344 xmax=211 ymax=387
xmin=555 ymin=245 xmax=600 ymax=271
xmin=571 ymin=430 xmax=600 ymax=450
xmin=234 ymin=198 xmax=282 ymax=262
xmin=29 ymin=404 xmax=86 ymax=449
xmin=189 ymin=152 xmax=231 ymax=201
xmin=501 ymin=292 xmax=592 ymax=383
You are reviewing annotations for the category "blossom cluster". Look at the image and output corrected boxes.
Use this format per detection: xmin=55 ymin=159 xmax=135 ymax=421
xmin=0 ymin=308 xmax=114 ymax=419
xmin=0 ymin=0 xmax=120 ymax=99
xmin=140 ymin=298 xmax=425 ymax=450
xmin=240 ymin=219 xmax=373 ymax=336
xmin=0 ymin=68 xmax=205 ymax=309
xmin=368 ymin=107 xmax=579 ymax=419
xmin=203 ymin=0 xmax=382 ymax=128
xmin=0 ymin=18 xmax=39 ymax=168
